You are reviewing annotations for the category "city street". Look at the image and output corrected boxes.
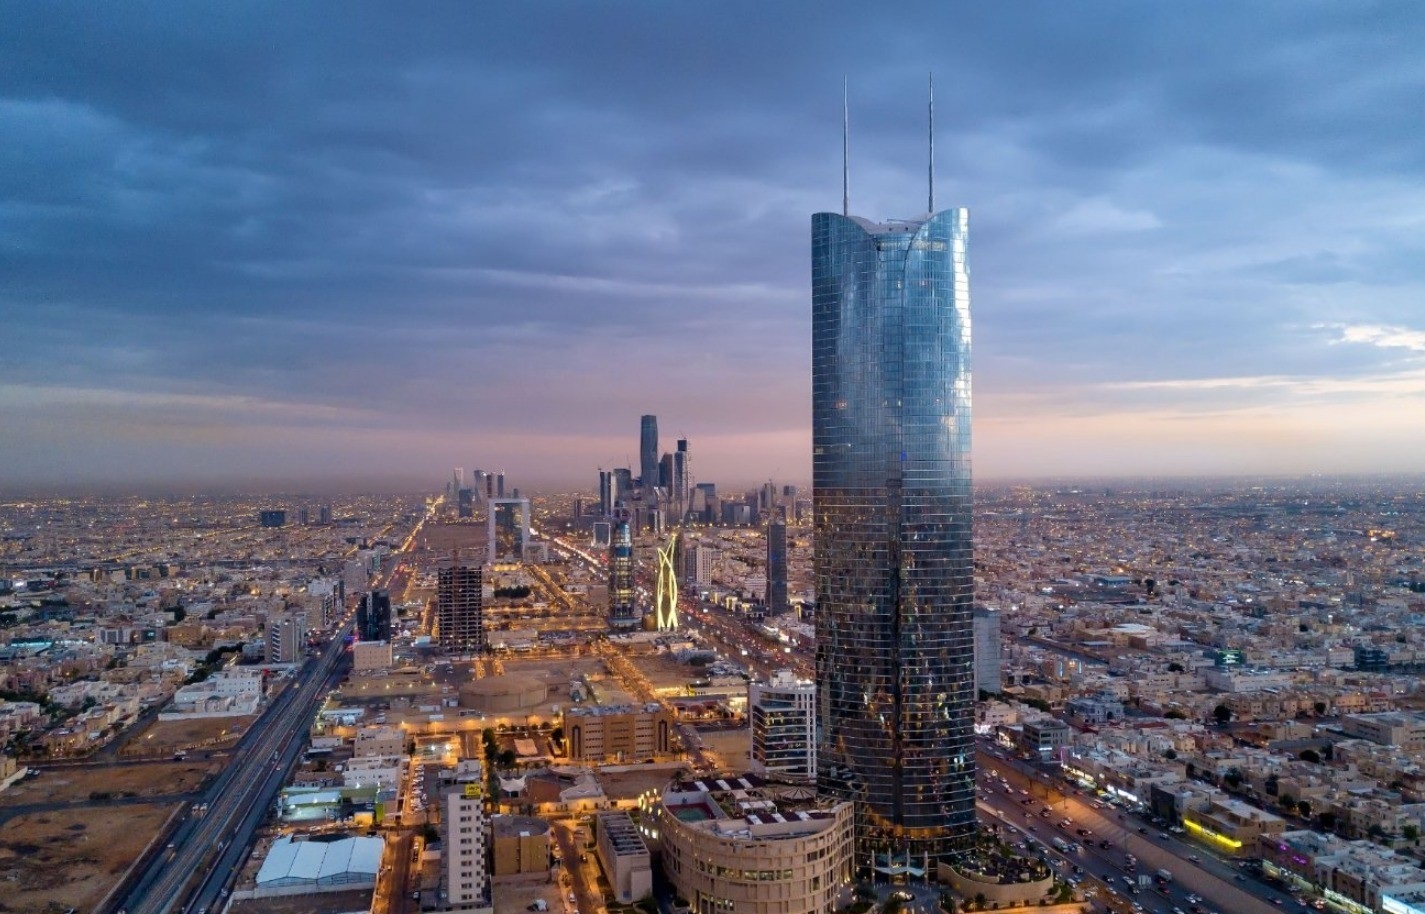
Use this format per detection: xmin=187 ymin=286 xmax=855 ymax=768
xmin=980 ymin=748 xmax=1305 ymax=914
xmin=551 ymin=818 xmax=604 ymax=914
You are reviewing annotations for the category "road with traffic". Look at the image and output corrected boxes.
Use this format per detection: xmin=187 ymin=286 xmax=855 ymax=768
xmin=114 ymin=622 xmax=353 ymax=914
xmin=114 ymin=512 xmax=429 ymax=914
xmin=980 ymin=746 xmax=1309 ymax=914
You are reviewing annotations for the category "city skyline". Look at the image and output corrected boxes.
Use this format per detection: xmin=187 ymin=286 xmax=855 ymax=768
xmin=5 ymin=5 xmax=1425 ymax=490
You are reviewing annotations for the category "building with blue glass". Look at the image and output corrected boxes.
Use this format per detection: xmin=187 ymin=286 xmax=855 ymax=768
xmin=608 ymin=505 xmax=638 ymax=629
xmin=813 ymin=206 xmax=975 ymax=876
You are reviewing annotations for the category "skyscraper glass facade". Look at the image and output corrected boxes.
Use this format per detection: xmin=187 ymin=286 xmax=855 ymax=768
xmin=812 ymin=208 xmax=975 ymax=874
xmin=767 ymin=519 xmax=788 ymax=615
xmin=608 ymin=514 xmax=637 ymax=628
xmin=640 ymin=414 xmax=659 ymax=491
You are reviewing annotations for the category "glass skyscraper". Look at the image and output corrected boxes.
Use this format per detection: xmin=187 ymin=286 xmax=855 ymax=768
xmin=639 ymin=414 xmax=659 ymax=491
xmin=812 ymin=207 xmax=974 ymax=876
xmin=608 ymin=507 xmax=637 ymax=629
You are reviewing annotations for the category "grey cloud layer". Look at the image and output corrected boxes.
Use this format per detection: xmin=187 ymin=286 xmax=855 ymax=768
xmin=2 ymin=2 xmax=1424 ymax=486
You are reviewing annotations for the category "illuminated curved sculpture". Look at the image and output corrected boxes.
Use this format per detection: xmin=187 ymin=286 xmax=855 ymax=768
xmin=655 ymin=534 xmax=679 ymax=631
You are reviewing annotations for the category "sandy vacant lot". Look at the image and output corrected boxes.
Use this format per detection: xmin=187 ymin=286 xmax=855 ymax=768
xmin=0 ymin=760 xmax=216 ymax=808
xmin=0 ymin=802 xmax=177 ymax=913
xmin=123 ymin=714 xmax=256 ymax=756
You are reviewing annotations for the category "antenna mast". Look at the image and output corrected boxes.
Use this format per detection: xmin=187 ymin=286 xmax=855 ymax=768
xmin=928 ymin=71 xmax=935 ymax=214
xmin=842 ymin=77 xmax=850 ymax=217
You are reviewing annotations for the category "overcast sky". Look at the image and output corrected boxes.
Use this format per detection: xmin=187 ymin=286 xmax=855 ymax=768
xmin=3 ymin=2 xmax=1424 ymax=493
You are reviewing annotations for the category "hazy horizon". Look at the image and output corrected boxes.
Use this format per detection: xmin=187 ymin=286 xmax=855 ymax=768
xmin=6 ymin=470 xmax=1425 ymax=503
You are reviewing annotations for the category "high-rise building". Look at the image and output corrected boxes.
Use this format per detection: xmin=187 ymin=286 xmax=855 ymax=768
xmin=750 ymin=670 xmax=816 ymax=781
xmin=679 ymin=543 xmax=716 ymax=588
xmin=613 ymin=467 xmax=634 ymax=504
xmin=495 ymin=472 xmax=505 ymax=499
xmin=973 ymin=606 xmax=1002 ymax=696
xmin=358 ymin=589 xmax=392 ymax=641
xmin=457 ymin=487 xmax=474 ymax=518
xmin=259 ymin=509 xmax=286 ymax=528
xmin=266 ymin=609 xmax=305 ymax=664
xmin=439 ymin=759 xmax=491 ymax=911
xmin=766 ymin=519 xmax=788 ymax=615
xmin=658 ymin=452 xmax=674 ymax=492
xmin=672 ymin=438 xmax=692 ymax=518
xmin=598 ymin=469 xmax=614 ymax=516
xmin=487 ymin=498 xmax=530 ymax=565
xmin=639 ymin=414 xmax=659 ymax=491
xmin=436 ymin=563 xmax=485 ymax=654
xmin=813 ymin=188 xmax=974 ymax=872
xmin=608 ymin=508 xmax=637 ymax=629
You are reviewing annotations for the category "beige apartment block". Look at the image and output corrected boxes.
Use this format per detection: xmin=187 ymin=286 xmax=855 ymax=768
xmin=353 ymin=724 xmax=405 ymax=758
xmin=352 ymin=640 xmax=393 ymax=671
xmin=1183 ymin=795 xmax=1286 ymax=854
xmin=1339 ymin=712 xmax=1425 ymax=751
xmin=491 ymin=814 xmax=551 ymax=882
xmin=594 ymin=810 xmax=652 ymax=903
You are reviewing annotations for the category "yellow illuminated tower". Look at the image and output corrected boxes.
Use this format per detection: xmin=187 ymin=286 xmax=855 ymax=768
xmin=654 ymin=533 xmax=679 ymax=631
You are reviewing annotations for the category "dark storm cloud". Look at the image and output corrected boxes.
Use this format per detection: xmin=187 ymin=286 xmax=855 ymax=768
xmin=3 ymin=1 xmax=1424 ymax=487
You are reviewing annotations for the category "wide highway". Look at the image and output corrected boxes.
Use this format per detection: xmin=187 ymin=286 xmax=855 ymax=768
xmin=114 ymin=510 xmax=431 ymax=914
xmin=114 ymin=620 xmax=353 ymax=914
xmin=979 ymin=745 xmax=1305 ymax=914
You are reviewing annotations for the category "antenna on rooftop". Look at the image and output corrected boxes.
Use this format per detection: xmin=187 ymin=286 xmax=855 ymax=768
xmin=928 ymin=71 xmax=935 ymax=214
xmin=842 ymin=76 xmax=850 ymax=218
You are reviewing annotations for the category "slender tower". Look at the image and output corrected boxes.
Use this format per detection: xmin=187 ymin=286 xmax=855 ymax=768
xmin=813 ymin=84 xmax=975 ymax=875
xmin=639 ymin=415 xmax=659 ymax=492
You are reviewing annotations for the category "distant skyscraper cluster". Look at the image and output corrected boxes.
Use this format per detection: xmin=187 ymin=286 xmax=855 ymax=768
xmin=448 ymin=466 xmax=507 ymax=518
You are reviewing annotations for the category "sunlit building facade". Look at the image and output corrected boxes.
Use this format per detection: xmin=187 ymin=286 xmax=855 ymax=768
xmin=812 ymin=207 xmax=975 ymax=874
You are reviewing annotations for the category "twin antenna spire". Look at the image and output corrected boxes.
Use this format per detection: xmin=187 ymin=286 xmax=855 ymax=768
xmin=842 ymin=72 xmax=937 ymax=218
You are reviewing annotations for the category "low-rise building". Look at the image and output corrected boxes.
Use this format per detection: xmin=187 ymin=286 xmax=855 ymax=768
xmin=352 ymin=640 xmax=392 ymax=672
xmin=1340 ymin=712 xmax=1425 ymax=751
xmin=659 ymin=773 xmax=852 ymax=914
xmin=1182 ymin=795 xmax=1285 ymax=854
xmin=353 ymin=725 xmax=405 ymax=758
xmin=562 ymin=703 xmax=674 ymax=763
xmin=1021 ymin=718 xmax=1071 ymax=763
xmin=491 ymin=814 xmax=551 ymax=883
xmin=594 ymin=810 xmax=651 ymax=903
